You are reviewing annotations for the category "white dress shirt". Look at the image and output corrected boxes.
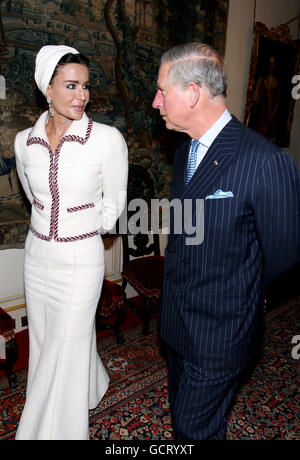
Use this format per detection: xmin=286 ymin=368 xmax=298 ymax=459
xmin=190 ymin=108 xmax=232 ymax=168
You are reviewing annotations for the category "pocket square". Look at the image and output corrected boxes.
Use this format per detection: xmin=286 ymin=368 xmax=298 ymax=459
xmin=205 ymin=189 xmax=234 ymax=200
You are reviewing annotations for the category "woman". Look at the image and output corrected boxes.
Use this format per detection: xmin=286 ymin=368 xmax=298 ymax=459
xmin=14 ymin=45 xmax=128 ymax=440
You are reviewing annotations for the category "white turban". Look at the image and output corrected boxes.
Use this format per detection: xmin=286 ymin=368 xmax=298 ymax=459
xmin=34 ymin=45 xmax=80 ymax=96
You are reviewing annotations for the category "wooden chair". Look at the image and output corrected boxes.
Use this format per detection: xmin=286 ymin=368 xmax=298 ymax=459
xmin=121 ymin=164 xmax=165 ymax=335
xmin=96 ymin=279 xmax=127 ymax=344
xmin=0 ymin=307 xmax=18 ymax=388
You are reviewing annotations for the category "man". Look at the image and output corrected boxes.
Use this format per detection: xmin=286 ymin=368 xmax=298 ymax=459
xmin=152 ymin=43 xmax=300 ymax=440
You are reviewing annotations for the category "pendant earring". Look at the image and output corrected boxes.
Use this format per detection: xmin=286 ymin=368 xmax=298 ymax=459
xmin=47 ymin=98 xmax=55 ymax=117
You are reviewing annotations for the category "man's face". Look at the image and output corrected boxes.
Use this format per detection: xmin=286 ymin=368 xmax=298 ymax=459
xmin=152 ymin=62 xmax=190 ymax=133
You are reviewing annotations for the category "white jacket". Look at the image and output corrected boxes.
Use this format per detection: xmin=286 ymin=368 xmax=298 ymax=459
xmin=15 ymin=111 xmax=128 ymax=242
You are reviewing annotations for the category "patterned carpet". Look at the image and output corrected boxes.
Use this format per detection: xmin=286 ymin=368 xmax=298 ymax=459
xmin=0 ymin=297 xmax=299 ymax=440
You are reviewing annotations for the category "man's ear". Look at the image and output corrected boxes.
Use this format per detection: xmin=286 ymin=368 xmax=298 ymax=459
xmin=187 ymin=82 xmax=200 ymax=108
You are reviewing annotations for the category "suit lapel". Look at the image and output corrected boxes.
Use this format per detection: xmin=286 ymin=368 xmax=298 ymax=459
xmin=168 ymin=116 xmax=244 ymax=245
xmin=181 ymin=116 xmax=244 ymax=199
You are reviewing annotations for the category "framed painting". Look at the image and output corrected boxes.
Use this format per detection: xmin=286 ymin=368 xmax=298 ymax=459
xmin=244 ymin=22 xmax=300 ymax=147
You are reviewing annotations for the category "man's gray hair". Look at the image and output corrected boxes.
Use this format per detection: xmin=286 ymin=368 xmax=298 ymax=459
xmin=160 ymin=43 xmax=227 ymax=98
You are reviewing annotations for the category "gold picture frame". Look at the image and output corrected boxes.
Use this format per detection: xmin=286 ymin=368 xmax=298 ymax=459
xmin=243 ymin=22 xmax=300 ymax=147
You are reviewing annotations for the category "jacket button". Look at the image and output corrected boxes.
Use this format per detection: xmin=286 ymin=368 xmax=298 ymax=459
xmin=183 ymin=259 xmax=188 ymax=264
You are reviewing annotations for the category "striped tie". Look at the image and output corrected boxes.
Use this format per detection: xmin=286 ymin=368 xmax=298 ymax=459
xmin=186 ymin=139 xmax=200 ymax=184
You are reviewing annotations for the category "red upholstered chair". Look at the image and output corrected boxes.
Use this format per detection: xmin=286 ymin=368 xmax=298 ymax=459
xmin=0 ymin=307 xmax=18 ymax=388
xmin=121 ymin=164 xmax=165 ymax=335
xmin=96 ymin=279 xmax=127 ymax=344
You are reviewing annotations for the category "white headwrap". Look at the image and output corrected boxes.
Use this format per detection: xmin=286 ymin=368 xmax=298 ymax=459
xmin=34 ymin=45 xmax=80 ymax=96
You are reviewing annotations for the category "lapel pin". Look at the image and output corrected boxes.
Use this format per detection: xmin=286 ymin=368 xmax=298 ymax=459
xmin=214 ymin=160 xmax=219 ymax=166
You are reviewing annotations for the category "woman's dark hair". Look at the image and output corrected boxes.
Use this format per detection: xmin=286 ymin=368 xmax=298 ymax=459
xmin=49 ymin=52 xmax=89 ymax=84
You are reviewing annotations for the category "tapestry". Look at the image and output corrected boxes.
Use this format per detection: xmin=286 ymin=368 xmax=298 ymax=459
xmin=0 ymin=0 xmax=229 ymax=249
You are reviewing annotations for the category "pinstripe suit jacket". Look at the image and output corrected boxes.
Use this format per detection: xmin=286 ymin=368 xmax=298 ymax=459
xmin=160 ymin=115 xmax=300 ymax=370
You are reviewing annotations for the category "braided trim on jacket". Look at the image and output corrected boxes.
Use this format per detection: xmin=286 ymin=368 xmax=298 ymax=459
xmin=26 ymin=119 xmax=98 ymax=242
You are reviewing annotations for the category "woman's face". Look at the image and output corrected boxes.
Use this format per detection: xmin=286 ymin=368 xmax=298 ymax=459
xmin=46 ymin=63 xmax=90 ymax=121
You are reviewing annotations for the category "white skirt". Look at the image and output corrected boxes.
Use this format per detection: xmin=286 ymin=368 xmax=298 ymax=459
xmin=15 ymin=231 xmax=109 ymax=440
